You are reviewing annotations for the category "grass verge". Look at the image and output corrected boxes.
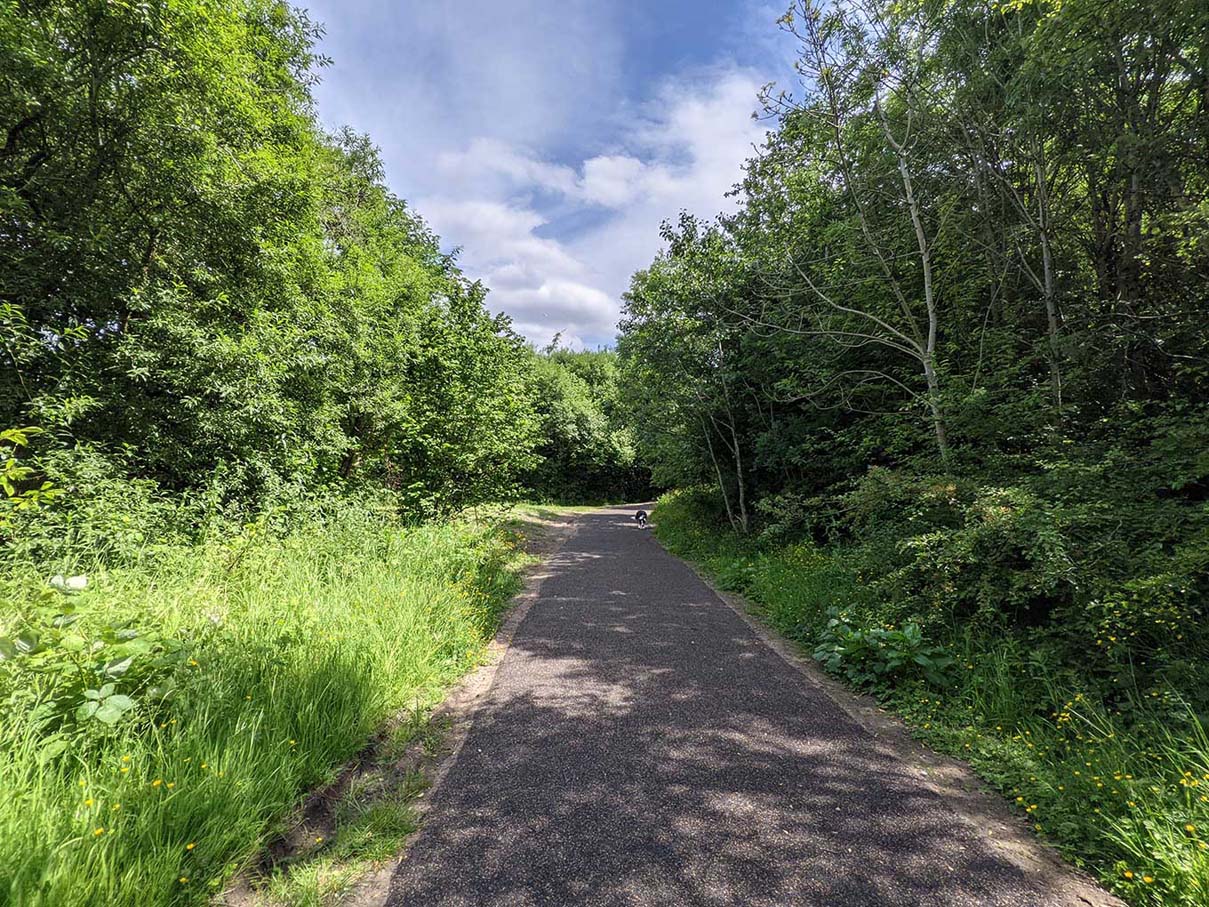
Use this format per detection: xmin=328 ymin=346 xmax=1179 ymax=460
xmin=0 ymin=506 xmax=533 ymax=906
xmin=653 ymin=490 xmax=1209 ymax=907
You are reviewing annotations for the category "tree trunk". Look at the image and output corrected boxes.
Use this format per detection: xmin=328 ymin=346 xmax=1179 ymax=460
xmin=727 ymin=417 xmax=749 ymax=533
xmin=702 ymin=419 xmax=736 ymax=530
xmin=922 ymin=357 xmax=949 ymax=464
xmin=1034 ymin=150 xmax=1063 ymax=417
xmin=880 ymin=97 xmax=950 ymax=464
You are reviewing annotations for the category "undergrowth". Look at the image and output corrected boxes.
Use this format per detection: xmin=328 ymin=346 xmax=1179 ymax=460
xmin=654 ymin=488 xmax=1209 ymax=907
xmin=0 ymin=507 xmax=527 ymax=906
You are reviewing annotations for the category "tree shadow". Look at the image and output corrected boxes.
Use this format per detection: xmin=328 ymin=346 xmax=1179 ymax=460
xmin=386 ymin=509 xmax=1060 ymax=906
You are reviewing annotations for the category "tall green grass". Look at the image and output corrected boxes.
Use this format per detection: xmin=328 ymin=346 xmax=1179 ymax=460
xmin=0 ymin=510 xmax=523 ymax=906
xmin=653 ymin=490 xmax=1209 ymax=907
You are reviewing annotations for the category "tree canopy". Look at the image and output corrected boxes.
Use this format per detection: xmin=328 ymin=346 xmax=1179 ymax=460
xmin=618 ymin=0 xmax=1209 ymax=678
xmin=1 ymin=0 xmax=645 ymax=547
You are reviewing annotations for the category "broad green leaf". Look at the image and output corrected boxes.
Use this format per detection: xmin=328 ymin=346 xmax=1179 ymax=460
xmin=37 ymin=737 xmax=71 ymax=765
xmin=94 ymin=702 xmax=125 ymax=725
xmin=76 ymin=701 xmax=99 ymax=721
xmin=15 ymin=631 xmax=40 ymax=655
xmin=104 ymin=656 xmax=134 ymax=676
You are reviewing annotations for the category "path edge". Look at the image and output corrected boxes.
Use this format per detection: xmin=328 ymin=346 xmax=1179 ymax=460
xmin=660 ymin=536 xmax=1125 ymax=907
xmin=342 ymin=510 xmax=582 ymax=907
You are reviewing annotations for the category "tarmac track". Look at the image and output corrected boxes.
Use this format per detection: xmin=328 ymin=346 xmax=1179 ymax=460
xmin=386 ymin=506 xmax=1117 ymax=907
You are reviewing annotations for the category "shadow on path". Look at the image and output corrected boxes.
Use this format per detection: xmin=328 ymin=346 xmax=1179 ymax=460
xmin=386 ymin=508 xmax=1090 ymax=906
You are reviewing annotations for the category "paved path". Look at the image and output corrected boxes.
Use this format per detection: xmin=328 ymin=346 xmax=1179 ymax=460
xmin=387 ymin=507 xmax=1116 ymax=907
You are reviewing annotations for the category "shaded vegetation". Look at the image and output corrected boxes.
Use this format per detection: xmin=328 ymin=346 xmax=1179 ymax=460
xmin=523 ymin=348 xmax=650 ymax=504
xmin=655 ymin=490 xmax=1208 ymax=905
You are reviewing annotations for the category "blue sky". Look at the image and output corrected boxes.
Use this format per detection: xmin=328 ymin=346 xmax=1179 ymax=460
xmin=299 ymin=1 xmax=796 ymax=348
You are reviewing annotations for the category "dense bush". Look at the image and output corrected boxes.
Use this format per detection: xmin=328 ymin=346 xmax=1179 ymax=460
xmin=813 ymin=613 xmax=955 ymax=689
xmin=0 ymin=0 xmax=539 ymax=523
xmin=522 ymin=349 xmax=651 ymax=504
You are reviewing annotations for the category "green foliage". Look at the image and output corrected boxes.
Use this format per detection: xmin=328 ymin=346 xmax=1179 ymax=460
xmin=0 ymin=505 xmax=525 ymax=906
xmin=621 ymin=5 xmax=1209 ymax=899
xmin=523 ymin=349 xmax=650 ymax=503
xmin=618 ymin=0 xmax=1209 ymax=551
xmin=618 ymin=217 xmax=756 ymax=528
xmin=813 ymin=612 xmax=955 ymax=690
xmin=655 ymin=491 xmax=1209 ymax=904
xmin=0 ymin=0 xmax=543 ymax=521
xmin=0 ymin=4 xmax=617 ymax=901
xmin=6 ymin=443 xmax=196 ymax=569
xmin=0 ymin=429 xmax=62 ymax=540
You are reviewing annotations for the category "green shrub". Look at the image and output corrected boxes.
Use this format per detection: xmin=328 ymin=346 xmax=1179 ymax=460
xmin=653 ymin=489 xmax=1209 ymax=906
xmin=4 ymin=444 xmax=196 ymax=570
xmin=522 ymin=350 xmax=650 ymax=504
xmin=813 ymin=611 xmax=954 ymax=689
xmin=0 ymin=429 xmax=64 ymax=548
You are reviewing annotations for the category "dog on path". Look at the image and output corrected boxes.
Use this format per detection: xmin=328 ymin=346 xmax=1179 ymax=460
xmin=634 ymin=510 xmax=649 ymax=528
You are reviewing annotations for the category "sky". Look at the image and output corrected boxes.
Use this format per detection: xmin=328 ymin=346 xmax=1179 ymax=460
xmin=299 ymin=0 xmax=797 ymax=349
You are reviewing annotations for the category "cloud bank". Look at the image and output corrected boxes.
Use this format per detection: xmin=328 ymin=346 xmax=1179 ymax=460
xmin=420 ymin=69 xmax=768 ymax=347
xmin=305 ymin=1 xmax=779 ymax=348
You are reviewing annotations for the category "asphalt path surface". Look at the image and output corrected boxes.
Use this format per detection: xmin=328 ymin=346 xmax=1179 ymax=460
xmin=387 ymin=507 xmax=1112 ymax=906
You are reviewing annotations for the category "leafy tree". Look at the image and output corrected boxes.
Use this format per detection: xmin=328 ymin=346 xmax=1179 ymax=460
xmin=618 ymin=0 xmax=1209 ymax=687
xmin=1 ymin=0 xmax=546 ymax=529
xmin=524 ymin=348 xmax=648 ymax=503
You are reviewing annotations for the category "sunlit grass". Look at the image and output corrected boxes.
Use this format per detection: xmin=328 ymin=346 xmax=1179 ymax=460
xmin=0 ymin=511 xmax=526 ymax=906
xmin=254 ymin=776 xmax=423 ymax=907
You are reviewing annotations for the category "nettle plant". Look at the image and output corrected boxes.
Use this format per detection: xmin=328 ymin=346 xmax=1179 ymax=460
xmin=813 ymin=609 xmax=954 ymax=690
xmin=2 ymin=427 xmax=188 ymax=750
xmin=0 ymin=577 xmax=187 ymax=757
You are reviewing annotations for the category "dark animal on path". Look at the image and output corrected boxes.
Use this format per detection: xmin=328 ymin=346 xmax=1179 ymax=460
xmin=634 ymin=510 xmax=649 ymax=528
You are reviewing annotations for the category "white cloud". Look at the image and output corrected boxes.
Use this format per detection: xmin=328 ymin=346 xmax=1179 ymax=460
xmin=418 ymin=67 xmax=770 ymax=348
xmin=437 ymin=138 xmax=579 ymax=198
xmin=304 ymin=1 xmax=779 ymax=348
xmin=307 ymin=0 xmax=625 ymax=173
xmin=416 ymin=199 xmax=583 ymax=276
xmin=579 ymin=155 xmax=649 ymax=207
